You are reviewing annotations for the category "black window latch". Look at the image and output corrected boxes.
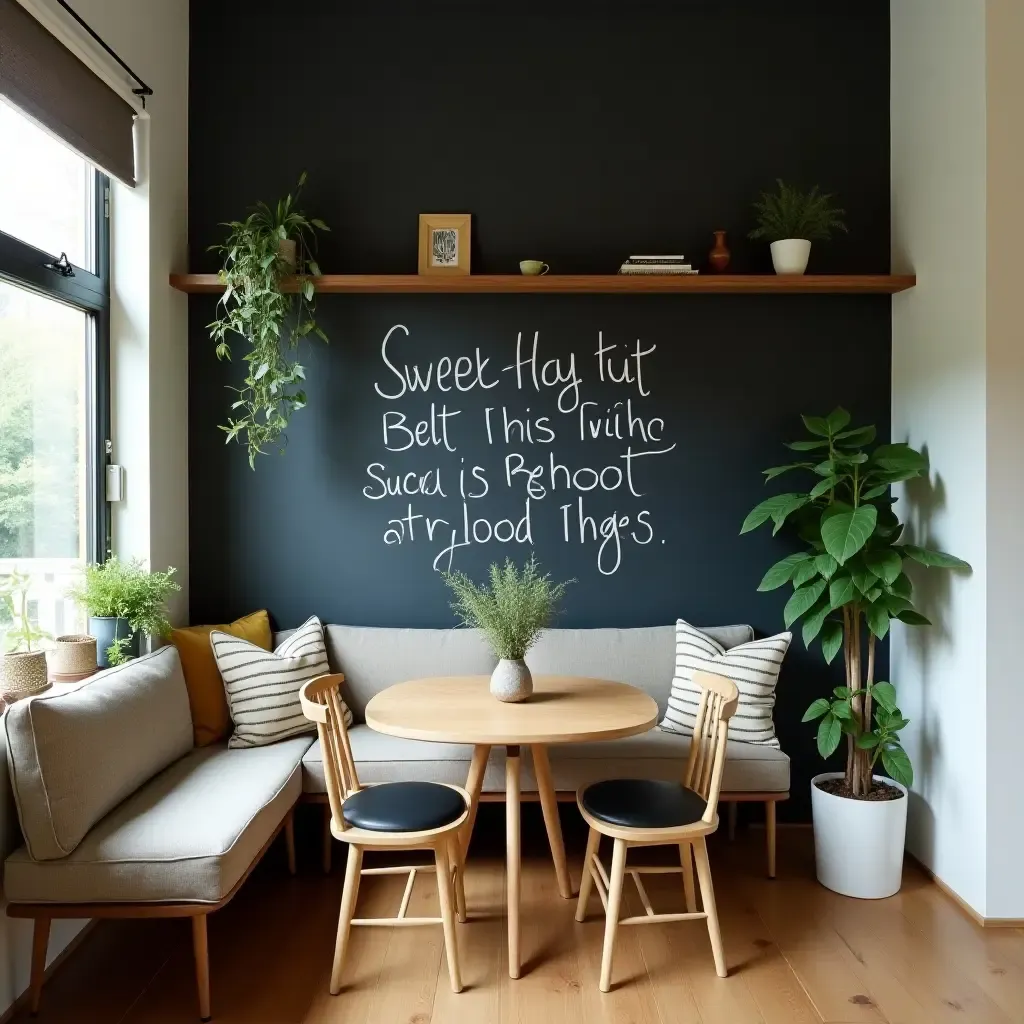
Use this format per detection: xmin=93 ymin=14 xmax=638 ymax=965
xmin=45 ymin=252 xmax=75 ymax=278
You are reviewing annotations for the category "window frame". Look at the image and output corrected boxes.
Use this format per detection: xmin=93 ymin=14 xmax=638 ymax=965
xmin=0 ymin=165 xmax=111 ymax=564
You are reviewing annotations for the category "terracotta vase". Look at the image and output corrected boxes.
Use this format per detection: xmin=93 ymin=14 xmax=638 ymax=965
xmin=708 ymin=230 xmax=730 ymax=273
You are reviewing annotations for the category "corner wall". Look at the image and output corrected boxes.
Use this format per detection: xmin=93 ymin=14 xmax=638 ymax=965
xmin=892 ymin=0 xmax=1024 ymax=920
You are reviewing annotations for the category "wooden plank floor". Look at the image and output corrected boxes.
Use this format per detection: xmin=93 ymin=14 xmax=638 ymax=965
xmin=13 ymin=812 xmax=1024 ymax=1024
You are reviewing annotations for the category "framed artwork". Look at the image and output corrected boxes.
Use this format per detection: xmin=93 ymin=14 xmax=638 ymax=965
xmin=418 ymin=213 xmax=471 ymax=275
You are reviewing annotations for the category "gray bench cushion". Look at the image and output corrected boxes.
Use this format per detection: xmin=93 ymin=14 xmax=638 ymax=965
xmin=301 ymin=725 xmax=789 ymax=796
xmin=275 ymin=622 xmax=754 ymax=722
xmin=4 ymin=737 xmax=311 ymax=905
xmin=4 ymin=646 xmax=193 ymax=861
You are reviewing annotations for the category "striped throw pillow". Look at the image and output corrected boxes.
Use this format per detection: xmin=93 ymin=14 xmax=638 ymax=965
xmin=660 ymin=619 xmax=791 ymax=747
xmin=211 ymin=615 xmax=350 ymax=748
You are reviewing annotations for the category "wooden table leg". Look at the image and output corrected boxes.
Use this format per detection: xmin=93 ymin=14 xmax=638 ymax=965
xmin=506 ymin=744 xmax=521 ymax=980
xmin=532 ymin=744 xmax=572 ymax=898
xmin=460 ymin=744 xmax=491 ymax=862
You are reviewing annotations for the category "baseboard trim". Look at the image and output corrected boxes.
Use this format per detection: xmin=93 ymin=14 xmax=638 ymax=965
xmin=908 ymin=854 xmax=1024 ymax=928
xmin=0 ymin=920 xmax=97 ymax=1024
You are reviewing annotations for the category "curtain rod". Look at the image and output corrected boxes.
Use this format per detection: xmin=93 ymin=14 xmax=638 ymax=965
xmin=54 ymin=0 xmax=153 ymax=107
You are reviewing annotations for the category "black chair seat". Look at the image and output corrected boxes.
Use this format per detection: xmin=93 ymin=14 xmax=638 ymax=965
xmin=342 ymin=781 xmax=466 ymax=833
xmin=581 ymin=779 xmax=707 ymax=830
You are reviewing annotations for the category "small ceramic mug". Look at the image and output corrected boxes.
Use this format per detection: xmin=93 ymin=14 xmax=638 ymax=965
xmin=519 ymin=260 xmax=549 ymax=276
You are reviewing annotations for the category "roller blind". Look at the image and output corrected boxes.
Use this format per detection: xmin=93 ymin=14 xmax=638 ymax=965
xmin=0 ymin=0 xmax=136 ymax=186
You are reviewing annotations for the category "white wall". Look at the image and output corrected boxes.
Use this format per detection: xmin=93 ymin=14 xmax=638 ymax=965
xmin=892 ymin=0 xmax=1024 ymax=920
xmin=983 ymin=0 xmax=1024 ymax=921
xmin=0 ymin=0 xmax=189 ymax=1014
xmin=78 ymin=0 xmax=190 ymax=626
xmin=890 ymin=0 xmax=989 ymax=917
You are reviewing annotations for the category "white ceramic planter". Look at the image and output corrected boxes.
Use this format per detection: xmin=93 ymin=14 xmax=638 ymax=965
xmin=490 ymin=658 xmax=533 ymax=702
xmin=811 ymin=771 xmax=908 ymax=899
xmin=770 ymin=238 xmax=812 ymax=275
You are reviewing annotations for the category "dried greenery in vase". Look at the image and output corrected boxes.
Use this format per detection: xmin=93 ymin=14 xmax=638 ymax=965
xmin=208 ymin=173 xmax=329 ymax=468
xmin=443 ymin=555 xmax=573 ymax=660
xmin=748 ymin=179 xmax=848 ymax=242
xmin=741 ymin=408 xmax=970 ymax=797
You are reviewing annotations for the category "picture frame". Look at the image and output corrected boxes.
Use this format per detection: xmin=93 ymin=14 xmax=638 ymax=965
xmin=418 ymin=213 xmax=471 ymax=275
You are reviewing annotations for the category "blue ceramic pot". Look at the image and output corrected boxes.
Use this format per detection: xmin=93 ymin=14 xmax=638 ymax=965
xmin=89 ymin=617 xmax=140 ymax=668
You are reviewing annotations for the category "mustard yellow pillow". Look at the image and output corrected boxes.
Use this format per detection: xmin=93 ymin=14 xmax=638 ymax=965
xmin=171 ymin=610 xmax=272 ymax=746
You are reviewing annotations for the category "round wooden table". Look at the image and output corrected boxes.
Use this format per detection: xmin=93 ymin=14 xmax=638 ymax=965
xmin=364 ymin=674 xmax=658 ymax=978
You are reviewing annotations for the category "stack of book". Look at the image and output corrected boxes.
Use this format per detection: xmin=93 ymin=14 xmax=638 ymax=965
xmin=618 ymin=255 xmax=698 ymax=275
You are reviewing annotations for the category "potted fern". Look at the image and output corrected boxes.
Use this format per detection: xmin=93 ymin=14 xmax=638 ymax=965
xmin=68 ymin=557 xmax=180 ymax=668
xmin=748 ymin=179 xmax=847 ymax=275
xmin=444 ymin=556 xmax=573 ymax=702
xmin=742 ymin=409 xmax=970 ymax=898
xmin=208 ymin=173 xmax=330 ymax=469
xmin=0 ymin=568 xmax=50 ymax=700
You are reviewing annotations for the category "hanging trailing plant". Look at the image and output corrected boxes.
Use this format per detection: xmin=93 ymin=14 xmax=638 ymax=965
xmin=208 ymin=173 xmax=329 ymax=468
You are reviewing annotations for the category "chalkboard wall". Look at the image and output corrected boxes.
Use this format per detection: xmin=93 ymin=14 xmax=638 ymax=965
xmin=188 ymin=0 xmax=891 ymax=816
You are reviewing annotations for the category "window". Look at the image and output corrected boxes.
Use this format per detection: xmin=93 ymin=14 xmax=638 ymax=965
xmin=0 ymin=99 xmax=109 ymax=651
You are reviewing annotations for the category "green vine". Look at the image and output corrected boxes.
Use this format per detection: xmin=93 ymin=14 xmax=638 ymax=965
xmin=208 ymin=173 xmax=329 ymax=468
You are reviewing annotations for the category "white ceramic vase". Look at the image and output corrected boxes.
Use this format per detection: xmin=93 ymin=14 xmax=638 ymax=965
xmin=770 ymin=238 xmax=812 ymax=275
xmin=811 ymin=771 xmax=908 ymax=899
xmin=490 ymin=658 xmax=533 ymax=703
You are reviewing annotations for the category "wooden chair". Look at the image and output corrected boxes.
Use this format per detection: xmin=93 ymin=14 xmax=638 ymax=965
xmin=299 ymin=674 xmax=469 ymax=996
xmin=575 ymin=671 xmax=739 ymax=991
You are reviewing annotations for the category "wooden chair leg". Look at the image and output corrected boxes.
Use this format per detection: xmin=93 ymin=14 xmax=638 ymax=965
xmin=435 ymin=841 xmax=463 ymax=993
xmin=766 ymin=800 xmax=777 ymax=879
xmin=330 ymin=844 xmax=363 ymax=995
xmin=692 ymin=838 xmax=727 ymax=978
xmin=285 ymin=808 xmax=297 ymax=876
xmin=449 ymin=835 xmax=467 ymax=923
xmin=575 ymin=827 xmax=600 ymax=922
xmin=679 ymin=842 xmax=697 ymax=913
xmin=28 ymin=916 xmax=50 ymax=1016
xmin=191 ymin=914 xmax=212 ymax=1022
xmin=599 ymin=838 xmax=627 ymax=993
xmin=322 ymin=802 xmax=333 ymax=875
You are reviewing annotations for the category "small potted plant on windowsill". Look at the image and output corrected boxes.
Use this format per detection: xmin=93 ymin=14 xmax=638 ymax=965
xmin=208 ymin=172 xmax=330 ymax=469
xmin=1 ymin=568 xmax=50 ymax=701
xmin=748 ymin=179 xmax=847 ymax=275
xmin=68 ymin=557 xmax=180 ymax=668
xmin=444 ymin=555 xmax=573 ymax=702
xmin=742 ymin=408 xmax=970 ymax=898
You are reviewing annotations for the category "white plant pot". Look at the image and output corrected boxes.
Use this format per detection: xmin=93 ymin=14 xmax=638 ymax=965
xmin=490 ymin=658 xmax=533 ymax=703
xmin=811 ymin=771 xmax=908 ymax=899
xmin=770 ymin=238 xmax=812 ymax=275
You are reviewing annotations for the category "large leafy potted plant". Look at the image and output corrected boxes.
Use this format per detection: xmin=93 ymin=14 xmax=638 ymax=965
xmin=208 ymin=173 xmax=329 ymax=469
xmin=68 ymin=557 xmax=180 ymax=668
xmin=741 ymin=408 xmax=970 ymax=898
xmin=748 ymin=179 xmax=847 ymax=275
xmin=444 ymin=555 xmax=573 ymax=702
xmin=0 ymin=568 xmax=50 ymax=700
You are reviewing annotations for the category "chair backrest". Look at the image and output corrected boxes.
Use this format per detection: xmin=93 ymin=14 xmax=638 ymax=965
xmin=681 ymin=671 xmax=739 ymax=825
xmin=299 ymin=674 xmax=361 ymax=831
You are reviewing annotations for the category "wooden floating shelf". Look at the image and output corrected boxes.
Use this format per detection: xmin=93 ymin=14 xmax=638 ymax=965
xmin=169 ymin=273 xmax=916 ymax=295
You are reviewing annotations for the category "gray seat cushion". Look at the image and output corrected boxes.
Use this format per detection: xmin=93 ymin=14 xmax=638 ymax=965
xmin=301 ymin=724 xmax=789 ymax=796
xmin=3 ymin=737 xmax=312 ymax=905
xmin=302 ymin=725 xmax=501 ymax=792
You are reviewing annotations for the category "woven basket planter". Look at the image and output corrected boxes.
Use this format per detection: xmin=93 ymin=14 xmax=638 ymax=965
xmin=1 ymin=650 xmax=50 ymax=702
xmin=51 ymin=634 xmax=99 ymax=682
